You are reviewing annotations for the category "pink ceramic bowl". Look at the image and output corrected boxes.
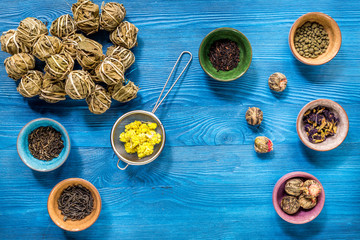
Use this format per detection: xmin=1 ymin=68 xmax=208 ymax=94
xmin=273 ymin=172 xmax=325 ymax=224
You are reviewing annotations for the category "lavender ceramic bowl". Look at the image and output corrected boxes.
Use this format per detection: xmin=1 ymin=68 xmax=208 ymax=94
xmin=272 ymin=172 xmax=325 ymax=224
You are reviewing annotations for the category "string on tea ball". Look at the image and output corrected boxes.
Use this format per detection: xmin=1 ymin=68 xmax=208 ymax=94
xmin=65 ymin=70 xmax=95 ymax=99
xmin=110 ymin=21 xmax=138 ymax=49
xmin=4 ymin=53 xmax=35 ymax=80
xmin=245 ymin=107 xmax=263 ymax=126
xmin=61 ymin=33 xmax=87 ymax=59
xmin=268 ymin=72 xmax=287 ymax=92
xmin=50 ymin=14 xmax=77 ymax=39
xmin=100 ymin=2 xmax=126 ymax=32
xmin=17 ymin=70 xmax=44 ymax=98
xmin=76 ymin=38 xmax=104 ymax=71
xmin=86 ymin=85 xmax=112 ymax=114
xmin=45 ymin=53 xmax=74 ymax=80
xmin=94 ymin=55 xmax=125 ymax=85
xmin=17 ymin=17 xmax=48 ymax=49
xmin=1 ymin=30 xmax=30 ymax=55
xmin=40 ymin=76 xmax=67 ymax=103
xmin=108 ymin=80 xmax=139 ymax=102
xmin=32 ymin=35 xmax=63 ymax=61
xmin=106 ymin=45 xmax=135 ymax=69
xmin=72 ymin=0 xmax=100 ymax=35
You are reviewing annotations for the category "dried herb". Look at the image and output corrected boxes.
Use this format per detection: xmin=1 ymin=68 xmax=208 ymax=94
xmin=110 ymin=21 xmax=138 ymax=49
xmin=76 ymin=38 xmax=104 ymax=71
xmin=4 ymin=53 xmax=35 ymax=80
xmin=17 ymin=70 xmax=43 ymax=98
xmin=61 ymin=33 xmax=87 ymax=59
xmin=294 ymin=21 xmax=329 ymax=58
xmin=108 ymin=80 xmax=139 ymax=103
xmin=28 ymin=126 xmax=64 ymax=161
xmin=94 ymin=55 xmax=125 ymax=85
xmin=281 ymin=196 xmax=300 ymax=215
xmin=245 ymin=107 xmax=263 ymax=126
xmin=32 ymin=35 xmax=63 ymax=61
xmin=65 ymin=70 xmax=95 ymax=99
xmin=50 ymin=14 xmax=77 ymax=39
xmin=298 ymin=194 xmax=317 ymax=209
xmin=254 ymin=136 xmax=273 ymax=153
xmin=17 ymin=17 xmax=48 ymax=49
xmin=45 ymin=53 xmax=74 ymax=80
xmin=303 ymin=106 xmax=339 ymax=143
xmin=268 ymin=72 xmax=287 ymax=92
xmin=71 ymin=0 xmax=100 ymax=35
xmin=106 ymin=45 xmax=135 ymax=69
xmin=100 ymin=2 xmax=126 ymax=32
xmin=58 ymin=184 xmax=94 ymax=221
xmin=285 ymin=178 xmax=303 ymax=197
xmin=40 ymin=76 xmax=67 ymax=103
xmin=1 ymin=30 xmax=30 ymax=55
xmin=86 ymin=85 xmax=112 ymax=114
xmin=208 ymin=39 xmax=240 ymax=71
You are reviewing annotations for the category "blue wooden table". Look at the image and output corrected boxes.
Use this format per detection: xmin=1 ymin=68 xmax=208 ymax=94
xmin=0 ymin=0 xmax=359 ymax=239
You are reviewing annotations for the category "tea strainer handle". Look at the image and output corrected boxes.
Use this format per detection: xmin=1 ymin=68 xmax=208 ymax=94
xmin=152 ymin=51 xmax=193 ymax=114
xmin=117 ymin=159 xmax=129 ymax=170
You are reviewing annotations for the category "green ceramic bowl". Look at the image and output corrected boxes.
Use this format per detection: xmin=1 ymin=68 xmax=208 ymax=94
xmin=199 ymin=27 xmax=252 ymax=81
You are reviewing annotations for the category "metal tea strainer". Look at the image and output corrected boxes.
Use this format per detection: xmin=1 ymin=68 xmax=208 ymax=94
xmin=111 ymin=51 xmax=193 ymax=170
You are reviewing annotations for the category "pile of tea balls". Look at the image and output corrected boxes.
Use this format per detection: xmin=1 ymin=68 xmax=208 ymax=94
xmin=1 ymin=0 xmax=139 ymax=114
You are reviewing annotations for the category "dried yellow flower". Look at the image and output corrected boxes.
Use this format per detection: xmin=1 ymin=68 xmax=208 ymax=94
xmin=32 ymin=35 xmax=63 ymax=61
xmin=65 ymin=70 xmax=95 ymax=99
xmin=45 ymin=53 xmax=74 ymax=80
xmin=110 ymin=21 xmax=138 ymax=49
xmin=50 ymin=14 xmax=77 ymax=39
xmin=94 ymin=55 xmax=125 ymax=85
xmin=17 ymin=17 xmax=48 ymax=49
xmin=1 ymin=30 xmax=30 ymax=55
xmin=106 ymin=45 xmax=135 ymax=69
xmin=76 ymin=38 xmax=104 ymax=71
xmin=4 ymin=53 xmax=35 ymax=80
xmin=72 ymin=0 xmax=100 ymax=35
xmin=109 ymin=81 xmax=139 ymax=102
xmin=17 ymin=70 xmax=43 ymax=98
xmin=100 ymin=2 xmax=126 ymax=32
xmin=86 ymin=85 xmax=111 ymax=114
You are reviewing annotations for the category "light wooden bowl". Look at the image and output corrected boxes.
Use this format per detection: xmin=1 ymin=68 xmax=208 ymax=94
xmin=296 ymin=99 xmax=349 ymax=151
xmin=48 ymin=178 xmax=101 ymax=232
xmin=289 ymin=12 xmax=341 ymax=65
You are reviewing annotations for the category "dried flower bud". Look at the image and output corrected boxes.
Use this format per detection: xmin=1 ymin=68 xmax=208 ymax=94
xmin=298 ymin=194 xmax=317 ymax=209
xmin=285 ymin=178 xmax=303 ymax=197
xmin=254 ymin=136 xmax=273 ymax=153
xmin=110 ymin=21 xmax=138 ymax=49
xmin=76 ymin=38 xmax=104 ymax=71
xmin=61 ymin=33 xmax=87 ymax=59
xmin=106 ymin=45 xmax=135 ymax=69
xmin=32 ymin=35 xmax=63 ymax=61
xmin=100 ymin=2 xmax=126 ymax=32
xmin=245 ymin=107 xmax=263 ymax=125
xmin=50 ymin=14 xmax=77 ymax=39
xmin=17 ymin=17 xmax=48 ymax=49
xmin=268 ymin=72 xmax=287 ymax=92
xmin=281 ymin=196 xmax=300 ymax=215
xmin=94 ymin=55 xmax=125 ymax=85
xmin=45 ymin=53 xmax=74 ymax=80
xmin=109 ymin=81 xmax=139 ymax=102
xmin=4 ymin=53 xmax=35 ymax=80
xmin=1 ymin=30 xmax=30 ymax=55
xmin=72 ymin=0 xmax=100 ymax=35
xmin=65 ymin=70 xmax=95 ymax=99
xmin=17 ymin=70 xmax=43 ymax=98
xmin=86 ymin=85 xmax=111 ymax=114
xmin=40 ymin=76 xmax=66 ymax=103
xmin=301 ymin=180 xmax=322 ymax=199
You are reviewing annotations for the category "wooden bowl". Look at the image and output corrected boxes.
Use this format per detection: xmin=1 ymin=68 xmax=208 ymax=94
xmin=289 ymin=12 xmax=341 ymax=65
xmin=296 ymin=99 xmax=349 ymax=151
xmin=273 ymin=172 xmax=325 ymax=224
xmin=48 ymin=178 xmax=101 ymax=232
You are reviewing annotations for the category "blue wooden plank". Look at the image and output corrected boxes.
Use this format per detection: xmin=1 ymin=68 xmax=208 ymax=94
xmin=0 ymin=0 xmax=360 ymax=239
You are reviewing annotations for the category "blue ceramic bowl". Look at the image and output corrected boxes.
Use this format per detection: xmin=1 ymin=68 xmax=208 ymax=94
xmin=17 ymin=118 xmax=70 ymax=172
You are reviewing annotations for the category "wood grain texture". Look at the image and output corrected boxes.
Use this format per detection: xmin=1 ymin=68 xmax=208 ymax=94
xmin=0 ymin=0 xmax=360 ymax=239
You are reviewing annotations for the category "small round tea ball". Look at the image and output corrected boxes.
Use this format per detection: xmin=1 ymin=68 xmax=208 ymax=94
xmin=1 ymin=30 xmax=30 ymax=55
xmin=268 ymin=72 xmax=287 ymax=92
xmin=40 ymin=76 xmax=66 ymax=103
xmin=17 ymin=70 xmax=44 ymax=98
xmin=86 ymin=85 xmax=112 ymax=114
xmin=45 ymin=53 xmax=74 ymax=80
xmin=95 ymin=55 xmax=125 ymax=85
xmin=245 ymin=107 xmax=263 ymax=125
xmin=50 ymin=14 xmax=77 ymax=39
xmin=76 ymin=38 xmax=104 ymax=71
xmin=72 ymin=0 xmax=100 ymax=35
xmin=281 ymin=196 xmax=300 ymax=215
xmin=106 ymin=45 xmax=135 ymax=69
xmin=61 ymin=33 xmax=87 ymax=59
xmin=302 ymin=180 xmax=322 ymax=198
xmin=32 ymin=35 xmax=63 ymax=61
xmin=100 ymin=2 xmax=126 ymax=32
xmin=65 ymin=70 xmax=95 ymax=99
xmin=108 ymin=81 xmax=139 ymax=103
xmin=110 ymin=21 xmax=139 ymax=49
xmin=4 ymin=53 xmax=35 ymax=80
xmin=285 ymin=178 xmax=304 ymax=197
xmin=17 ymin=17 xmax=48 ymax=49
xmin=299 ymin=194 xmax=317 ymax=210
xmin=254 ymin=136 xmax=273 ymax=153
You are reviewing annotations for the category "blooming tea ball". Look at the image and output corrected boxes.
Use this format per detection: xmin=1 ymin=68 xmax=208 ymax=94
xmin=302 ymin=180 xmax=322 ymax=199
xmin=17 ymin=70 xmax=43 ymax=98
xmin=50 ymin=14 xmax=77 ymax=39
xmin=94 ymin=55 xmax=125 ymax=85
xmin=45 ymin=53 xmax=74 ymax=80
xmin=61 ymin=33 xmax=87 ymax=59
xmin=298 ymin=194 xmax=317 ymax=210
xmin=254 ymin=136 xmax=273 ymax=153
xmin=65 ymin=70 xmax=95 ymax=99
xmin=86 ymin=85 xmax=112 ymax=114
xmin=40 ymin=77 xmax=66 ymax=103
xmin=245 ymin=107 xmax=263 ymax=126
xmin=1 ymin=30 xmax=30 ymax=55
xmin=110 ymin=21 xmax=138 ymax=49
xmin=108 ymin=81 xmax=139 ymax=102
xmin=106 ymin=45 xmax=135 ymax=69
xmin=268 ymin=72 xmax=287 ymax=92
xmin=76 ymin=38 xmax=104 ymax=71
xmin=72 ymin=0 xmax=100 ymax=35
xmin=100 ymin=2 xmax=126 ymax=32
xmin=4 ymin=53 xmax=35 ymax=80
xmin=281 ymin=196 xmax=300 ymax=215
xmin=17 ymin=17 xmax=48 ymax=49
xmin=32 ymin=35 xmax=63 ymax=61
xmin=285 ymin=178 xmax=303 ymax=197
